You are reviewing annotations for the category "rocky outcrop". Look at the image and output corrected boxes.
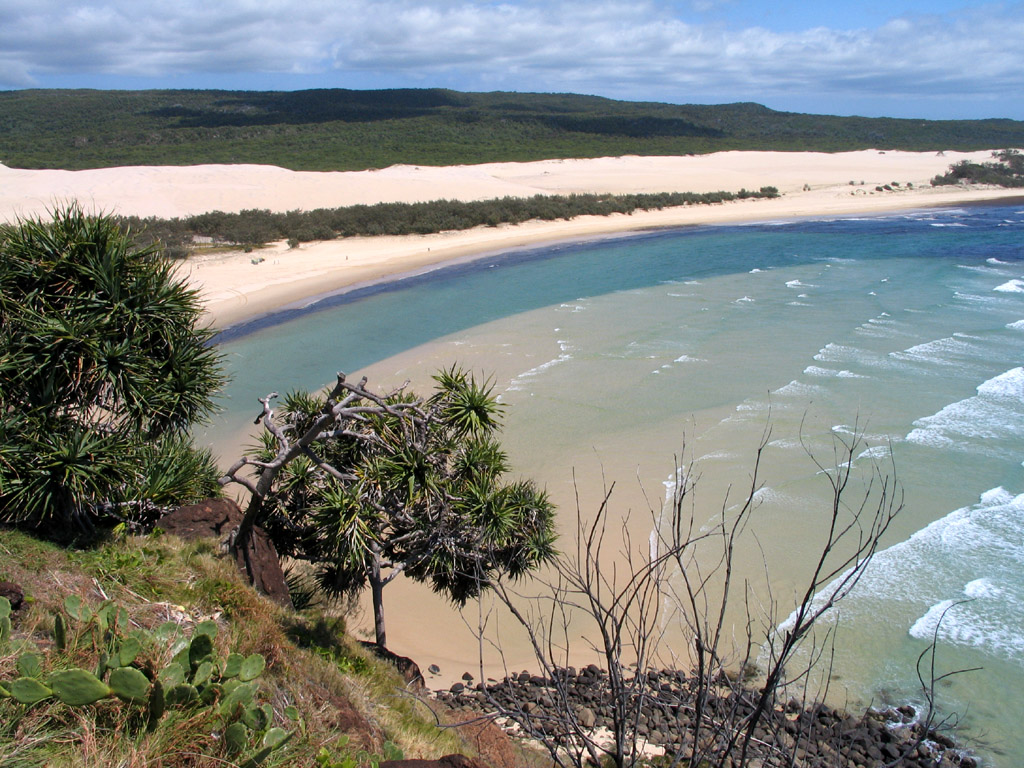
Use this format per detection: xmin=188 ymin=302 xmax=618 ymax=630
xmin=435 ymin=666 xmax=977 ymax=768
xmin=158 ymin=499 xmax=292 ymax=609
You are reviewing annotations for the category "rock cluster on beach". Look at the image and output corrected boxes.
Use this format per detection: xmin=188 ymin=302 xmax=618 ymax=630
xmin=433 ymin=665 xmax=976 ymax=768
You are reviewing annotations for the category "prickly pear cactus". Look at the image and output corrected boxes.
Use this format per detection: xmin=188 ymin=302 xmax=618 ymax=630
xmin=53 ymin=613 xmax=67 ymax=651
xmin=0 ymin=596 xmax=11 ymax=646
xmin=108 ymin=666 xmax=151 ymax=702
xmin=10 ymin=677 xmax=52 ymax=705
xmin=48 ymin=669 xmax=113 ymax=706
xmin=0 ymin=594 xmax=291 ymax=764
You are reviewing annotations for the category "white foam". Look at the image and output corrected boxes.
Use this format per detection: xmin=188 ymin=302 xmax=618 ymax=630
xmin=796 ymin=488 xmax=1024 ymax=662
xmin=786 ymin=279 xmax=817 ymax=288
xmin=749 ymin=268 xmax=765 ymax=273
xmin=673 ymin=354 xmax=706 ymax=364
xmin=976 ymin=367 xmax=1024 ymax=399
xmin=506 ymin=343 xmax=574 ymax=391
xmin=857 ymin=445 xmax=891 ymax=461
xmin=814 ymin=343 xmax=881 ymax=367
xmin=906 ymin=373 xmax=1024 ymax=449
xmin=958 ymin=264 xmax=1010 ymax=275
xmin=734 ymin=296 xmax=755 ymax=303
xmin=803 ymin=365 xmax=866 ymax=379
xmin=964 ymin=578 xmax=1001 ymax=599
xmin=890 ymin=336 xmax=978 ymax=367
xmin=1007 ymin=319 xmax=1024 ymax=329
xmin=988 ymin=258 xmax=1012 ymax=265
xmin=774 ymin=380 xmax=823 ymax=397
xmin=994 ymin=279 xmax=1024 ymax=293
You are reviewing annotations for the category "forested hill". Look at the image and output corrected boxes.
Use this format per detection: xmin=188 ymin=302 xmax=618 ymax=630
xmin=3 ymin=88 xmax=1024 ymax=171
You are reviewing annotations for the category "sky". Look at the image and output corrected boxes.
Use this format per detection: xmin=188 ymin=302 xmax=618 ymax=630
xmin=1 ymin=0 xmax=1023 ymax=120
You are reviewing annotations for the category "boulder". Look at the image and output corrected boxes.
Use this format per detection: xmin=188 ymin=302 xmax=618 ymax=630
xmin=158 ymin=499 xmax=292 ymax=609
xmin=360 ymin=642 xmax=426 ymax=690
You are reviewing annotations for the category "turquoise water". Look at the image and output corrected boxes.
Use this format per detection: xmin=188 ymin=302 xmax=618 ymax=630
xmin=206 ymin=203 xmax=1024 ymax=764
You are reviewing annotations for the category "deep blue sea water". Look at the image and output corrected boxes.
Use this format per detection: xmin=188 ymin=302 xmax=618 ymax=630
xmin=206 ymin=203 xmax=1024 ymax=765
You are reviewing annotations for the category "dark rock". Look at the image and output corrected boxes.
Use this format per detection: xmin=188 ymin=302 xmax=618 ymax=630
xmin=158 ymin=498 xmax=241 ymax=539
xmin=930 ymin=731 xmax=957 ymax=750
xmin=159 ymin=498 xmax=292 ymax=608
xmin=577 ymin=706 xmax=596 ymax=728
xmin=428 ymin=664 xmax=441 ymax=675
xmin=451 ymin=683 xmax=465 ymax=694
xmin=360 ymin=642 xmax=426 ymax=690
xmin=462 ymin=672 xmax=474 ymax=681
xmin=0 ymin=581 xmax=24 ymax=611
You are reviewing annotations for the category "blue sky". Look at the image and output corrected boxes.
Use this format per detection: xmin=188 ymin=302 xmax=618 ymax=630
xmin=2 ymin=0 xmax=1022 ymax=120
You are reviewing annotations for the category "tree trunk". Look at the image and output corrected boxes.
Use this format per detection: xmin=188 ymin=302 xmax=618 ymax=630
xmin=370 ymin=547 xmax=387 ymax=648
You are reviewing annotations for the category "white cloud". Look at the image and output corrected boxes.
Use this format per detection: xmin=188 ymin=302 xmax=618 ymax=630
xmin=1 ymin=0 xmax=1022 ymax=116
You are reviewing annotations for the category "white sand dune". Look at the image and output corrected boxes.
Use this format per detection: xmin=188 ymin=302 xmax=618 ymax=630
xmin=2 ymin=149 xmax=1019 ymax=330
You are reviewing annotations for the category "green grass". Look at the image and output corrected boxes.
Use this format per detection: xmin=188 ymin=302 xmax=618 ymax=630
xmin=2 ymin=88 xmax=1023 ymax=171
xmin=0 ymin=528 xmax=477 ymax=767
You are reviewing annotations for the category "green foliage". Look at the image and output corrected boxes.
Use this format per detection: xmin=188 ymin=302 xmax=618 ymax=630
xmin=315 ymin=735 xmax=404 ymax=768
xmin=0 ymin=206 xmax=226 ymax=532
xmin=118 ymin=188 xmax=781 ymax=250
xmin=2 ymin=88 xmax=1022 ymax=173
xmin=931 ymin=148 xmax=1024 ymax=187
xmin=48 ymin=668 xmax=113 ymax=705
xmin=0 ymin=593 xmax=291 ymax=764
xmin=245 ymin=366 xmax=557 ymax=645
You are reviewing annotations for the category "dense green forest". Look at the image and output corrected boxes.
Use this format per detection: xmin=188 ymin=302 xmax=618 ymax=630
xmin=3 ymin=88 xmax=1024 ymax=171
xmin=120 ymin=188 xmax=779 ymax=254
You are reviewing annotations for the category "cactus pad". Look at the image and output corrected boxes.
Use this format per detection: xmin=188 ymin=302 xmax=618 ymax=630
xmin=238 ymin=653 xmax=266 ymax=682
xmin=189 ymin=633 xmax=214 ymax=668
xmin=117 ymin=636 xmax=142 ymax=667
xmin=16 ymin=652 xmax=43 ymax=679
xmin=11 ymin=676 xmax=53 ymax=705
xmin=224 ymin=721 xmax=249 ymax=755
xmin=223 ymin=652 xmax=244 ymax=679
xmin=49 ymin=668 xmax=112 ymax=706
xmin=109 ymin=666 xmax=151 ymax=702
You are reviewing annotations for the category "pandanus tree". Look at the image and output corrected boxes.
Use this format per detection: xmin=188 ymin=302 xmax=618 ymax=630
xmin=221 ymin=367 xmax=557 ymax=648
xmin=0 ymin=205 xmax=224 ymax=531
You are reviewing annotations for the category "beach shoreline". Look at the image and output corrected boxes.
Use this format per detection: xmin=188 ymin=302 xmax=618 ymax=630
xmin=183 ymin=183 xmax=1024 ymax=331
xmin=2 ymin=149 xmax=1021 ymax=330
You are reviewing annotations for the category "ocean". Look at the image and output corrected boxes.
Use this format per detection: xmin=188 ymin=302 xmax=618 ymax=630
xmin=204 ymin=202 xmax=1024 ymax=765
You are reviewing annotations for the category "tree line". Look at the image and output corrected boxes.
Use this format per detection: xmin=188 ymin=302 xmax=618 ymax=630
xmin=5 ymin=88 xmax=1023 ymax=172
xmin=121 ymin=188 xmax=780 ymax=255
xmin=931 ymin=148 xmax=1024 ymax=187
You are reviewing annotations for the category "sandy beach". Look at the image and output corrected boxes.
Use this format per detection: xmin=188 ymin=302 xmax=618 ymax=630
xmin=1 ymin=150 xmax=1020 ymax=330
